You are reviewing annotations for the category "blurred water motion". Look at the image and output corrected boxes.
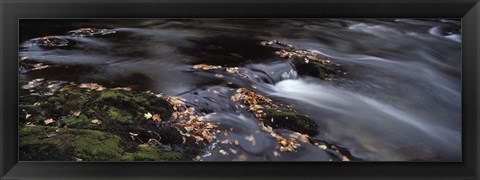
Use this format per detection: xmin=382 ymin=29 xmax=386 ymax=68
xmin=19 ymin=19 xmax=461 ymax=161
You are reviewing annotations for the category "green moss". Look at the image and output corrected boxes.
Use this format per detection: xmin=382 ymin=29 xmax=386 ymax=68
xmin=19 ymin=104 xmax=36 ymax=112
xmin=32 ymin=115 xmax=46 ymax=124
xmin=64 ymin=114 xmax=97 ymax=129
xmin=291 ymin=56 xmax=328 ymax=78
xmin=106 ymin=107 xmax=133 ymax=124
xmin=97 ymin=90 xmax=129 ymax=102
xmin=19 ymin=126 xmax=124 ymax=161
xmin=43 ymin=90 xmax=89 ymax=115
xmin=132 ymin=96 xmax=149 ymax=107
xmin=263 ymin=109 xmax=319 ymax=136
xmin=121 ymin=146 xmax=183 ymax=161
xmin=71 ymin=130 xmax=124 ymax=161
xmin=18 ymin=84 xmax=188 ymax=161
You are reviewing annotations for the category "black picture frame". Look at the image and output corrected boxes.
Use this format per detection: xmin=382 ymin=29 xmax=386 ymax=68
xmin=1 ymin=0 xmax=479 ymax=179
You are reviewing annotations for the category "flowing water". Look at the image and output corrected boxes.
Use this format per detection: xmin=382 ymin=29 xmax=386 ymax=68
xmin=19 ymin=19 xmax=462 ymax=161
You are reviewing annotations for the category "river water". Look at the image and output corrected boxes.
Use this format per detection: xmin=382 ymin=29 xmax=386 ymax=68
xmin=19 ymin=19 xmax=461 ymax=161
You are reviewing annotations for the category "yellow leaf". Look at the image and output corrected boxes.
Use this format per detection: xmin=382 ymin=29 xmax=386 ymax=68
xmin=144 ymin=112 xmax=153 ymax=119
xmin=319 ymin=145 xmax=327 ymax=150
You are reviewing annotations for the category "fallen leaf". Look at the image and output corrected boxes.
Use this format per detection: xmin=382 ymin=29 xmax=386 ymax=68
xmin=219 ymin=149 xmax=228 ymax=155
xmin=193 ymin=64 xmax=222 ymax=71
xmin=144 ymin=112 xmax=153 ymax=119
xmin=138 ymin=143 xmax=149 ymax=148
xmin=91 ymin=119 xmax=102 ymax=124
xmin=112 ymin=87 xmax=132 ymax=91
xmin=32 ymin=63 xmax=50 ymax=70
xmin=44 ymin=118 xmax=55 ymax=125
xmin=72 ymin=111 xmax=81 ymax=117
xmin=152 ymin=114 xmax=162 ymax=122
xmin=78 ymin=83 xmax=105 ymax=91
xmin=22 ymin=78 xmax=44 ymax=89
xmin=25 ymin=113 xmax=31 ymax=119
xmin=319 ymin=145 xmax=328 ymax=150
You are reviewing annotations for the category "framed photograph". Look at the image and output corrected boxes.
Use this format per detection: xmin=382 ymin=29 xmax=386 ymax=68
xmin=1 ymin=0 xmax=479 ymax=179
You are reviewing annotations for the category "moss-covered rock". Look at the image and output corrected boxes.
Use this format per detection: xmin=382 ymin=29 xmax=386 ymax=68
xmin=261 ymin=40 xmax=346 ymax=80
xmin=18 ymin=82 xmax=203 ymax=161
xmin=20 ymin=86 xmax=172 ymax=129
xmin=262 ymin=109 xmax=318 ymax=136
xmin=20 ymin=126 xmax=185 ymax=161
xmin=289 ymin=54 xmax=344 ymax=80
xmin=20 ymin=126 xmax=124 ymax=161
xmin=122 ymin=146 xmax=183 ymax=161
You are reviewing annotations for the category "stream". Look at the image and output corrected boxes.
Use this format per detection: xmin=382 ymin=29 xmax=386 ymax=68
xmin=19 ymin=19 xmax=461 ymax=161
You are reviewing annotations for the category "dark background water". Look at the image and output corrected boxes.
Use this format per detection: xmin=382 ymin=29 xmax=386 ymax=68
xmin=19 ymin=19 xmax=461 ymax=161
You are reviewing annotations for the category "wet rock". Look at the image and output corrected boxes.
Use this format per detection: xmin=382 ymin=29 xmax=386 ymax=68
xmin=289 ymin=53 xmax=345 ymax=80
xmin=262 ymin=109 xmax=318 ymax=136
xmin=34 ymin=36 xmax=70 ymax=48
xmin=68 ymin=28 xmax=116 ymax=37
xmin=231 ymin=88 xmax=319 ymax=136
xmin=261 ymin=40 xmax=346 ymax=80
